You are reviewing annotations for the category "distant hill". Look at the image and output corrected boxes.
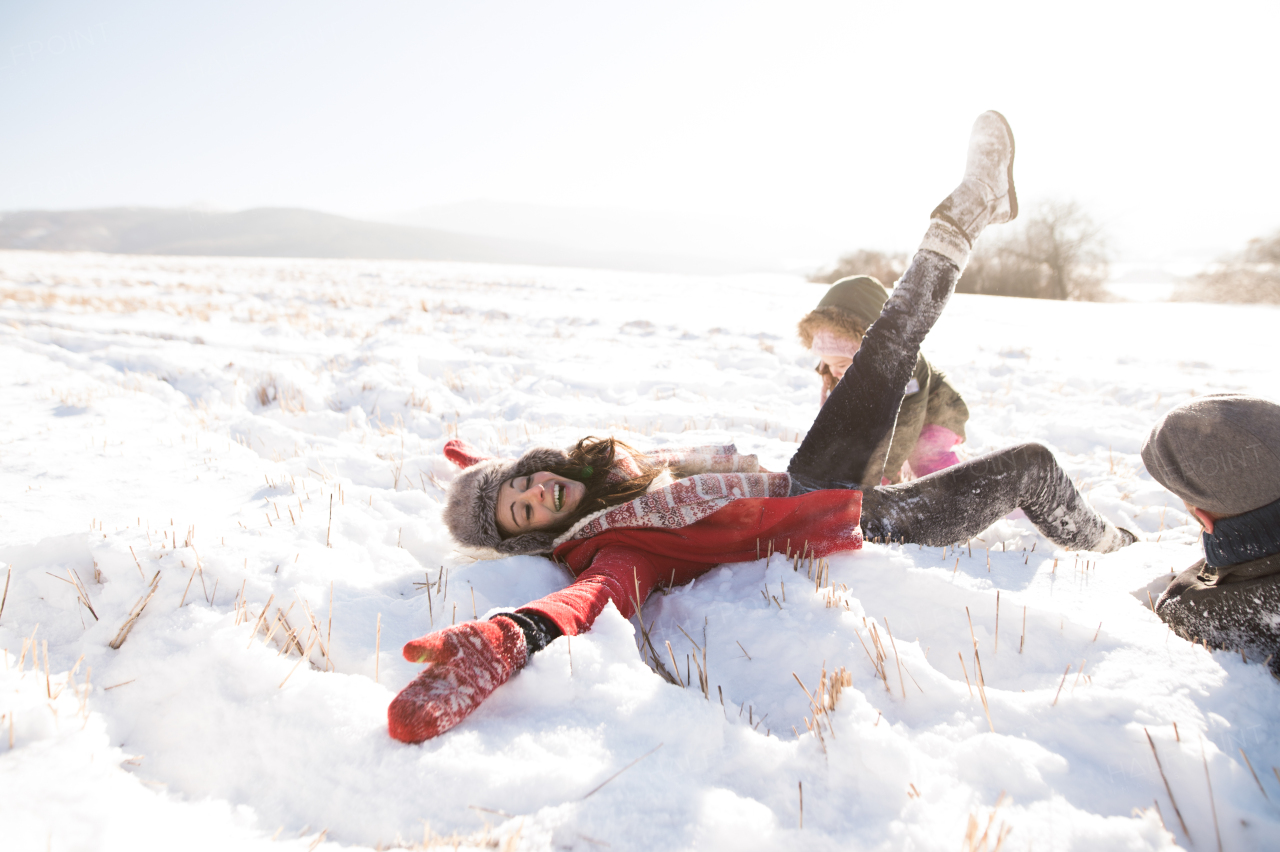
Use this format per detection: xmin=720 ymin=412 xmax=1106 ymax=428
xmin=383 ymin=199 xmax=831 ymax=272
xmin=0 ymin=207 xmax=748 ymax=274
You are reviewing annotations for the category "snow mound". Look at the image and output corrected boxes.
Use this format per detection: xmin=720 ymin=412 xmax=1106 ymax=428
xmin=2 ymin=250 xmax=1278 ymax=850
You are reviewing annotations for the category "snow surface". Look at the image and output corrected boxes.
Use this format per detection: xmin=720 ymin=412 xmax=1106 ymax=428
xmin=1 ymin=249 xmax=1279 ymax=851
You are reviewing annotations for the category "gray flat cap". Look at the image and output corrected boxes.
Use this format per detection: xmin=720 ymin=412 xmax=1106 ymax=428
xmin=1141 ymin=394 xmax=1280 ymax=516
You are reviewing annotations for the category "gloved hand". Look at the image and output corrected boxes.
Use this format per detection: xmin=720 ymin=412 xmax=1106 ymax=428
xmin=387 ymin=617 xmax=528 ymax=743
xmin=907 ymin=424 xmax=963 ymax=477
xmin=443 ymin=439 xmax=494 ymax=470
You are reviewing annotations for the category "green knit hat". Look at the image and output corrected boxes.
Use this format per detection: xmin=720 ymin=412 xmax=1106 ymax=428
xmin=816 ymin=276 xmax=890 ymax=326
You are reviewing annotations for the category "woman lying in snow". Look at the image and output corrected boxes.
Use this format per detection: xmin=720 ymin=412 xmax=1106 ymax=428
xmin=388 ymin=111 xmax=1135 ymax=743
xmin=799 ymin=274 xmax=970 ymax=484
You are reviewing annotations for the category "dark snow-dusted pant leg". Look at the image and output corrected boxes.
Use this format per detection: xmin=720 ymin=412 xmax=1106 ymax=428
xmin=788 ymin=249 xmax=960 ymax=491
xmin=860 ymin=442 xmax=1117 ymax=551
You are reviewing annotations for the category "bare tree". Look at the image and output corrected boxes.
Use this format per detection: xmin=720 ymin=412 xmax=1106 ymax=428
xmin=953 ymin=238 xmax=1045 ymax=299
xmin=958 ymin=199 xmax=1110 ymax=300
xmin=808 ymin=248 xmax=908 ymax=286
xmin=1176 ymin=229 xmax=1280 ymax=303
xmin=1244 ymin=230 xmax=1280 ymax=263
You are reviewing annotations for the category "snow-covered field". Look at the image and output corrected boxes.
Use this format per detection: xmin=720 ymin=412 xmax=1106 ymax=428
xmin=2 ymin=249 xmax=1279 ymax=852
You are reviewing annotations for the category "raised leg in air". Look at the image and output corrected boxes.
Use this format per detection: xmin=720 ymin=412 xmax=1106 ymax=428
xmin=788 ymin=110 xmax=1017 ymax=492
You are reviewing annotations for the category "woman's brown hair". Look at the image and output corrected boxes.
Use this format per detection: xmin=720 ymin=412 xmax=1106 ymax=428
xmin=541 ymin=436 xmax=663 ymax=533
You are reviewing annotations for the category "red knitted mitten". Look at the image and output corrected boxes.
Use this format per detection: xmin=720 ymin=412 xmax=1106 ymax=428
xmin=387 ymin=617 xmax=528 ymax=743
xmin=443 ymin=439 xmax=493 ymax=470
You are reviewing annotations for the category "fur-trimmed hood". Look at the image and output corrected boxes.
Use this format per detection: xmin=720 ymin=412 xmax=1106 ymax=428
xmin=443 ymin=446 xmax=572 ymax=557
xmin=797 ymin=275 xmax=890 ymax=348
xmin=442 ymin=443 xmax=769 ymax=558
xmin=797 ymin=306 xmax=869 ymax=349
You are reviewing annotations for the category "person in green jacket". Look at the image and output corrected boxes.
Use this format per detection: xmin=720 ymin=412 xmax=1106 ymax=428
xmin=798 ymin=275 xmax=970 ymax=484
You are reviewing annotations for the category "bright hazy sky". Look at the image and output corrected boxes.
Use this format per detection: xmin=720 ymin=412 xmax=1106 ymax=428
xmin=2 ymin=1 xmax=1277 ymax=262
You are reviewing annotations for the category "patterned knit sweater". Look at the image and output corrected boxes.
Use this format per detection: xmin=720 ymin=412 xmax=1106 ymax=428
xmin=552 ymin=444 xmax=792 ymax=547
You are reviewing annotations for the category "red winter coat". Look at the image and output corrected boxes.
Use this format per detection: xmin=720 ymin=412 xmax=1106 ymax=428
xmin=519 ymin=490 xmax=863 ymax=636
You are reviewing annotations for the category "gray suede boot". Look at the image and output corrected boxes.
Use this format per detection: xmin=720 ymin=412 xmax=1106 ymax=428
xmin=919 ymin=110 xmax=1018 ymax=270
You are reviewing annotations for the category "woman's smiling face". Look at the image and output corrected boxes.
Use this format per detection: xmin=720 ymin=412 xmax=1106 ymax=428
xmin=496 ymin=471 xmax=586 ymax=537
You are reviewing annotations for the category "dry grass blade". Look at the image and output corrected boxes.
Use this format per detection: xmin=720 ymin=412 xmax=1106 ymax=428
xmin=301 ymin=600 xmax=331 ymax=670
xmin=1145 ymin=728 xmax=1190 ymax=840
xmin=327 ymin=581 xmax=334 ymax=670
xmin=109 ymin=571 xmax=161 ymax=650
xmin=962 ymin=792 xmax=1010 ymax=852
xmin=792 ymin=671 xmax=816 ymax=706
xmin=631 ymin=570 xmax=649 ymax=664
xmin=625 ymin=593 xmax=679 ymax=685
xmin=1239 ymin=747 xmax=1269 ymax=800
xmin=676 ymin=624 xmax=703 ymax=654
xmin=855 ymin=629 xmax=886 ymax=682
xmin=665 ymin=641 xmax=685 ymax=688
xmin=899 ymin=660 xmax=925 ymax=694
xmin=0 ymin=566 xmax=11 ymax=625
xmin=245 ymin=594 xmax=275 ymax=647
xmin=61 ymin=569 xmax=99 ymax=621
xmin=280 ymin=630 xmax=322 ymax=688
xmin=276 ymin=613 xmax=306 ymax=658
xmin=1051 ymin=662 xmax=1071 ymax=706
xmin=18 ymin=623 xmax=38 ymax=670
xmin=581 ymin=743 xmax=663 ymax=800
xmin=674 ymin=625 xmax=709 ymax=697
xmin=868 ymin=624 xmax=891 ymax=693
xmin=128 ymin=546 xmax=145 ymax=579
xmin=262 ymin=603 xmax=295 ymax=648
xmin=178 ymin=561 xmax=199 ymax=608
xmin=972 ymin=649 xmax=995 ymax=732
xmin=1201 ymin=737 xmax=1224 ymax=852
xmin=883 ymin=617 xmax=906 ymax=700
xmin=189 ymin=546 xmax=209 ymax=602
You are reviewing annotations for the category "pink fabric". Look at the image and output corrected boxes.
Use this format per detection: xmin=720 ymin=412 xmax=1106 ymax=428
xmin=600 ymin=444 xmax=754 ymax=485
xmin=907 ymin=424 xmax=963 ymax=477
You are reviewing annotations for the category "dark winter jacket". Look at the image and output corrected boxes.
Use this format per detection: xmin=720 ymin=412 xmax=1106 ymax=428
xmin=1156 ymin=553 xmax=1280 ymax=674
xmin=1155 ymin=496 xmax=1280 ymax=673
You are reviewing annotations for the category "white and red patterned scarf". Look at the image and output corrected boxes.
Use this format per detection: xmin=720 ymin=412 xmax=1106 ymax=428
xmin=554 ymin=445 xmax=791 ymax=545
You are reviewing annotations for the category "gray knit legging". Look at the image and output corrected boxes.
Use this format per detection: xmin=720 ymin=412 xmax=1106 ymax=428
xmin=788 ymin=249 xmax=1118 ymax=551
